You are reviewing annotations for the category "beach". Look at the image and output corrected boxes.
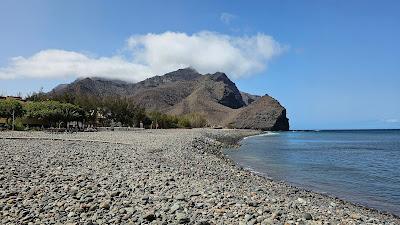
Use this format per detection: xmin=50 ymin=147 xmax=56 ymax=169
xmin=0 ymin=129 xmax=399 ymax=225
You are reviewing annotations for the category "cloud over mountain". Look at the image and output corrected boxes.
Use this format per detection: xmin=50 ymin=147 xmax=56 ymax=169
xmin=0 ymin=31 xmax=285 ymax=82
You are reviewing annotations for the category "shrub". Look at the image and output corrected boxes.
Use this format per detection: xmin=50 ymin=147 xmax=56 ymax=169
xmin=185 ymin=113 xmax=207 ymax=128
xmin=177 ymin=117 xmax=191 ymax=128
xmin=147 ymin=112 xmax=207 ymax=129
xmin=14 ymin=118 xmax=25 ymax=131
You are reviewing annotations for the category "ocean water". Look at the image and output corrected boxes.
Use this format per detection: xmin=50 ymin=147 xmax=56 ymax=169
xmin=224 ymin=130 xmax=400 ymax=216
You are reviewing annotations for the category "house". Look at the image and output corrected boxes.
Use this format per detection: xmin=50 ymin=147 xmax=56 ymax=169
xmin=5 ymin=96 xmax=25 ymax=101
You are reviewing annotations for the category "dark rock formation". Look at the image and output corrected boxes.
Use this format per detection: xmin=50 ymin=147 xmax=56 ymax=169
xmin=209 ymin=72 xmax=245 ymax=109
xmin=231 ymin=96 xmax=289 ymax=131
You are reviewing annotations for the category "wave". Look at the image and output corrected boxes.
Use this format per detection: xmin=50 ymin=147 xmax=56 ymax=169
xmin=257 ymin=131 xmax=280 ymax=137
xmin=243 ymin=131 xmax=279 ymax=140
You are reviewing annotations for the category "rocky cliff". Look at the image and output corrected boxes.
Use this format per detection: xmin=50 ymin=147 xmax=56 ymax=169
xmin=231 ymin=95 xmax=289 ymax=131
xmin=49 ymin=68 xmax=290 ymax=131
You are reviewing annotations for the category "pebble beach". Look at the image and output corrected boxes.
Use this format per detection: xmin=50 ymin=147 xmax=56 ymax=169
xmin=0 ymin=129 xmax=399 ymax=225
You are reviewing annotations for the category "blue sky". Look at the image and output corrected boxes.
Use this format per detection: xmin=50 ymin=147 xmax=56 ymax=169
xmin=1 ymin=0 xmax=399 ymax=129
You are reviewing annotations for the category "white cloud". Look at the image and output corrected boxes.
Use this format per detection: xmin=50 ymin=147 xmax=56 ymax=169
xmin=0 ymin=31 xmax=285 ymax=82
xmin=383 ymin=119 xmax=400 ymax=123
xmin=220 ymin=12 xmax=236 ymax=25
xmin=0 ymin=49 xmax=152 ymax=82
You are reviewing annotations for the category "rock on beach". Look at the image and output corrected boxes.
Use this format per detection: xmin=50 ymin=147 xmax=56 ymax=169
xmin=0 ymin=129 xmax=398 ymax=224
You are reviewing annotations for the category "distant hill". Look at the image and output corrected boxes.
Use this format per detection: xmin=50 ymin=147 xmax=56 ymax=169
xmin=48 ymin=68 xmax=289 ymax=130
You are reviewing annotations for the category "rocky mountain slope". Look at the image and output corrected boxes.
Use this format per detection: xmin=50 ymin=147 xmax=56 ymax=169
xmin=49 ymin=68 xmax=289 ymax=130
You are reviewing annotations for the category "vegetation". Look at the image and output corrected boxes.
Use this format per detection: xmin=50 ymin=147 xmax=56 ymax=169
xmin=100 ymin=97 xmax=146 ymax=127
xmin=147 ymin=112 xmax=207 ymax=129
xmin=25 ymin=87 xmax=47 ymax=102
xmin=24 ymin=101 xmax=84 ymax=128
xmin=26 ymin=92 xmax=148 ymax=127
xmin=148 ymin=112 xmax=181 ymax=128
xmin=0 ymin=99 xmax=25 ymax=127
xmin=183 ymin=113 xmax=207 ymax=128
xmin=1 ymin=92 xmax=208 ymax=130
xmin=13 ymin=118 xmax=26 ymax=131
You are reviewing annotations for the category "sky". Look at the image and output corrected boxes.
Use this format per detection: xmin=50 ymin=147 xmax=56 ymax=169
xmin=0 ymin=0 xmax=399 ymax=130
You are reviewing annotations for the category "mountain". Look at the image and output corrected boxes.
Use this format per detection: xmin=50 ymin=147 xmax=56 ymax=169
xmin=48 ymin=68 xmax=289 ymax=130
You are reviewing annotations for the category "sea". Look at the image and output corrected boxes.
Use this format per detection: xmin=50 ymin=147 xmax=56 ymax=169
xmin=224 ymin=129 xmax=400 ymax=216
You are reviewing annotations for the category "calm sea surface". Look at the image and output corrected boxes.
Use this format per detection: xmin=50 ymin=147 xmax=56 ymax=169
xmin=224 ymin=130 xmax=400 ymax=216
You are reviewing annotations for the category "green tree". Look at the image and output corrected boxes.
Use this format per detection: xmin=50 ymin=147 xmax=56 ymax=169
xmin=132 ymin=106 xmax=147 ymax=127
xmin=25 ymin=101 xmax=84 ymax=127
xmin=0 ymin=99 xmax=25 ymax=128
xmin=99 ymin=96 xmax=146 ymax=127
xmin=74 ymin=95 xmax=102 ymax=126
xmin=59 ymin=102 xmax=84 ymax=126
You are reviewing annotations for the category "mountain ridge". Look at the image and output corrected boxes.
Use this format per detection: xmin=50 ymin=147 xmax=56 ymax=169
xmin=48 ymin=68 xmax=289 ymax=130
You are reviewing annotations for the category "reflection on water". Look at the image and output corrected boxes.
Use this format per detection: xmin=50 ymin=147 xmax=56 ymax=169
xmin=225 ymin=130 xmax=400 ymax=216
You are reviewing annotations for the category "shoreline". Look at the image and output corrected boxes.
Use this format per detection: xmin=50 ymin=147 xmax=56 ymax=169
xmin=219 ymin=132 xmax=400 ymax=219
xmin=1 ymin=129 xmax=399 ymax=224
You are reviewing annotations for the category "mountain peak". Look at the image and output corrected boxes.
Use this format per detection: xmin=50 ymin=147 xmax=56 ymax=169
xmin=209 ymin=72 xmax=231 ymax=83
xmin=178 ymin=67 xmax=198 ymax=73
xmin=162 ymin=67 xmax=202 ymax=80
xmin=135 ymin=68 xmax=202 ymax=89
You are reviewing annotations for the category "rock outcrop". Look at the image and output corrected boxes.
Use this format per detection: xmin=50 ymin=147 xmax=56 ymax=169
xmin=231 ymin=95 xmax=289 ymax=131
xmin=208 ymin=72 xmax=245 ymax=109
xmin=48 ymin=68 xmax=290 ymax=131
